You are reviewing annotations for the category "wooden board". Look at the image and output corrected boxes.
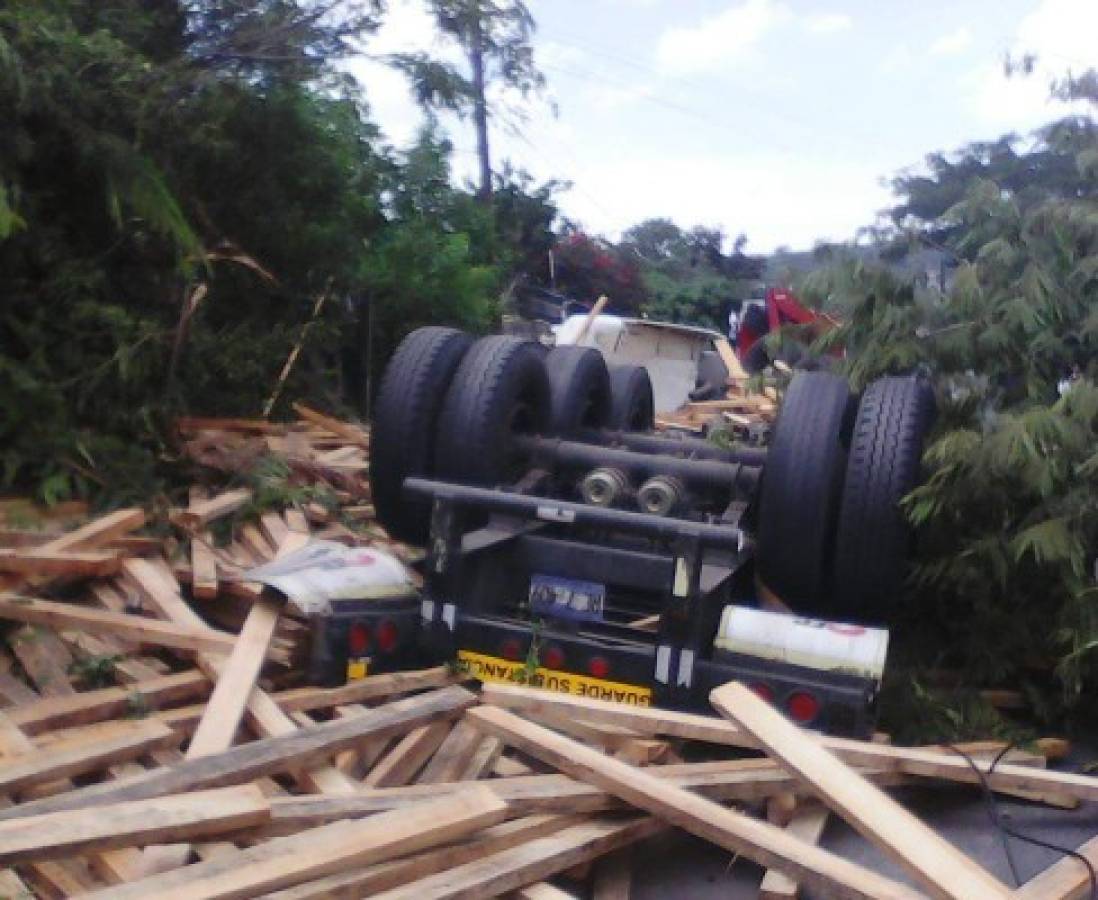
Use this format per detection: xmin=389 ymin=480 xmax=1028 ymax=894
xmin=710 ymin=682 xmax=1010 ymax=900
xmin=0 ymin=686 xmax=476 ymax=821
xmin=759 ymin=803 xmax=831 ymax=899
xmin=715 ymin=335 xmax=750 ymax=381
xmin=7 ymin=670 xmax=208 ymax=736
xmin=481 ymin=684 xmax=1098 ymax=803
xmin=466 ymin=706 xmax=923 ymax=900
xmin=192 ymin=532 xmax=219 ymax=600
xmin=1011 ymin=833 xmax=1098 ymax=900
xmin=365 ymin=721 xmax=451 ymax=788
xmin=0 ymin=548 xmax=122 ymax=577
xmin=81 ymin=786 xmax=507 ymax=900
xmin=292 ymin=403 xmax=369 ymax=445
xmin=0 ymin=786 xmax=269 ymax=865
xmin=0 ymin=595 xmax=249 ymax=659
xmin=275 ymin=666 xmax=462 ymax=712
xmin=262 ymin=815 xmax=575 ymax=900
xmin=140 ymin=593 xmax=286 ymax=874
xmin=0 ymin=719 xmax=177 ymax=796
xmin=174 ymin=489 xmax=253 ymax=528
xmin=370 ymin=817 xmax=661 ymax=900
xmin=188 ymin=594 xmax=284 ymax=756
xmin=418 ymin=718 xmax=485 ymax=784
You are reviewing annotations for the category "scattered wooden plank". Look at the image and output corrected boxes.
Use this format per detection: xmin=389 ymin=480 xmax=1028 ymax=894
xmin=7 ymin=670 xmax=208 ymax=736
xmin=240 ymin=524 xmax=275 ymax=562
xmin=139 ymin=593 xmax=287 ymax=874
xmin=0 ymin=786 xmax=270 ymax=865
xmin=460 ymin=735 xmax=505 ymax=780
xmin=188 ymin=594 xmax=285 ymax=756
xmin=123 ymin=557 xmax=211 ymax=631
xmin=41 ymin=508 xmax=146 ymax=554
xmin=177 ymin=418 xmax=287 ymax=434
xmin=8 ymin=625 xmax=74 ymax=698
xmin=370 ymin=817 xmax=662 ymax=900
xmin=715 ymin=335 xmax=749 ymax=381
xmin=0 ymin=719 xmax=177 ymax=796
xmin=0 ymin=686 xmax=476 ymax=821
xmin=0 ymin=595 xmax=251 ymax=659
xmin=482 ymin=683 xmax=1098 ymax=803
xmin=292 ymin=403 xmax=369 ymax=445
xmin=82 ymin=786 xmax=508 ymax=900
xmin=174 ymin=489 xmax=253 ymax=529
xmin=418 ymin=718 xmax=485 ymax=784
xmin=0 ymin=548 xmax=122 ymax=577
xmin=1011 ymin=833 xmax=1098 ymax=900
xmin=365 ymin=721 xmax=452 ymax=788
xmin=192 ymin=532 xmax=219 ymax=600
xmin=711 ymin=681 xmax=1010 ymax=899
xmin=265 ymin=758 xmax=826 ymax=826
xmin=759 ymin=803 xmax=830 ymax=899
xmin=259 ymin=512 xmax=290 ymax=552
xmin=515 ymin=884 xmax=581 ymax=900
xmin=264 ymin=815 xmax=575 ymax=900
xmin=466 ymin=706 xmax=923 ymax=900
xmin=275 ymin=666 xmax=463 ymax=712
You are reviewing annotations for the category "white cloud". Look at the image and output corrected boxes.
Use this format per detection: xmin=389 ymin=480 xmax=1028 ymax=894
xmin=655 ymin=0 xmax=792 ymax=75
xmin=929 ymin=26 xmax=971 ymax=57
xmin=548 ymin=152 xmax=891 ymax=253
xmin=804 ymin=13 xmax=852 ymax=35
xmin=963 ymin=0 xmax=1098 ymax=130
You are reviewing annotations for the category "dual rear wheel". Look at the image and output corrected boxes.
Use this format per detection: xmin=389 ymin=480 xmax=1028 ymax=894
xmin=756 ymin=372 xmax=934 ymax=620
xmin=370 ymin=328 xmax=933 ymax=622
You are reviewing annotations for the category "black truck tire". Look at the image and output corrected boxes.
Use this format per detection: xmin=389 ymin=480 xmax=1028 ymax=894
xmin=370 ymin=326 xmax=473 ymax=544
xmin=831 ymin=375 xmax=935 ymax=619
xmin=756 ymin=372 xmax=852 ymax=610
xmin=435 ymin=335 xmax=550 ymax=487
xmin=608 ymin=364 xmax=655 ymax=431
xmin=545 ymin=345 xmax=612 ymax=435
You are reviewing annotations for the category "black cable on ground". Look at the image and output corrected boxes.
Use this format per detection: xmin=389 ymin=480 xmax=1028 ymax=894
xmin=946 ymin=742 xmax=1098 ymax=900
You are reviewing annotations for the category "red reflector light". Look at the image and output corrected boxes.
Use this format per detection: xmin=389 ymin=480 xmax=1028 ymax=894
xmin=750 ymin=682 xmax=774 ymax=704
xmin=347 ymin=622 xmax=370 ymax=655
xmin=542 ymin=645 xmax=565 ymax=669
xmin=588 ymin=656 xmax=610 ymax=679
xmin=500 ymin=638 xmax=522 ymax=661
xmin=375 ymin=620 xmax=398 ymax=653
xmin=787 ymin=691 xmax=821 ymax=724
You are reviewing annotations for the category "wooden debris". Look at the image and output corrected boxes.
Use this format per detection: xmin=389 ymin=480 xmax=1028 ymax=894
xmin=0 ymin=786 xmax=270 ymax=865
xmin=711 ymin=681 xmax=1011 ymax=899
xmin=0 ymin=595 xmax=269 ymax=661
xmin=467 ymin=706 xmax=923 ymax=900
xmin=84 ymin=787 xmax=507 ymax=900
xmin=174 ymin=489 xmax=253 ymax=528
xmin=0 ymin=406 xmax=1089 ymax=898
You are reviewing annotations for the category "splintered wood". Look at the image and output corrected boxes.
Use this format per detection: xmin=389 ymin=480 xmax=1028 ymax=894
xmin=0 ymin=406 xmax=1093 ymax=897
xmin=656 ymin=336 xmax=778 ymax=436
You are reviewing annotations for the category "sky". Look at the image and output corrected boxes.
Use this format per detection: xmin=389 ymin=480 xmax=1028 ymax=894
xmin=347 ymin=0 xmax=1098 ymax=253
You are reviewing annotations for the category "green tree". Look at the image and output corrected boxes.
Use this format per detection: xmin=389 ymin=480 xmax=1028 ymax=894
xmin=799 ymin=70 xmax=1098 ymax=715
xmin=390 ymin=0 xmax=544 ymax=202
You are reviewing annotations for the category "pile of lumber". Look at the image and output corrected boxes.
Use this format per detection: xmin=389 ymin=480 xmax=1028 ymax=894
xmin=657 ymin=337 xmax=779 ymax=436
xmin=0 ymin=405 xmax=1093 ymax=897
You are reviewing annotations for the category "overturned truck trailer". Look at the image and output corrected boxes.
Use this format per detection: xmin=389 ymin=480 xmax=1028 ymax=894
xmin=327 ymin=328 xmax=933 ymax=736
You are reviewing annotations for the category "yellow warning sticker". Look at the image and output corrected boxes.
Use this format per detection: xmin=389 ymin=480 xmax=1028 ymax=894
xmin=457 ymin=650 xmax=652 ymax=706
xmin=346 ymin=658 xmax=369 ymax=681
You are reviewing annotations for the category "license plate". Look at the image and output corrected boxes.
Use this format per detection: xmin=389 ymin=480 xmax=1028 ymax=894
xmin=529 ymin=574 xmax=605 ymax=623
xmin=457 ymin=650 xmax=652 ymax=705
xmin=346 ymin=657 xmax=369 ymax=681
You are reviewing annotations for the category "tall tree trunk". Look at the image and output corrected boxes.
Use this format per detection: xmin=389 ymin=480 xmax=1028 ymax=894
xmin=469 ymin=12 xmax=492 ymax=204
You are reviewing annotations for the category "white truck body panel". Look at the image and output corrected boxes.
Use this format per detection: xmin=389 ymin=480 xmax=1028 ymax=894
xmin=555 ymin=314 xmax=720 ymax=413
